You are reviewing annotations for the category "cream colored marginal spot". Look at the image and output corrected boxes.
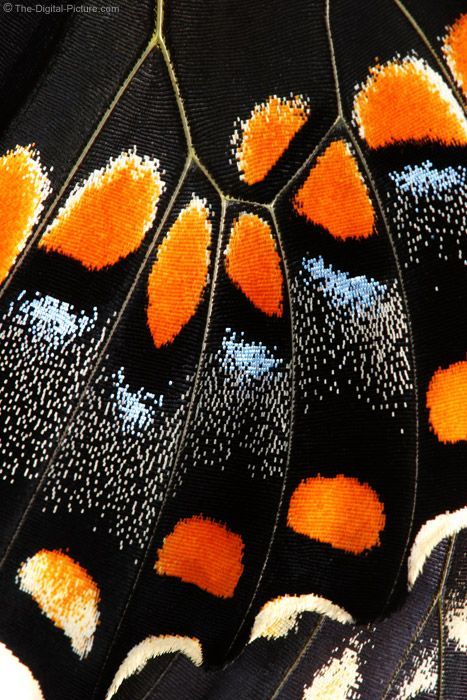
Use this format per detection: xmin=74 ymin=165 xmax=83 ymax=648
xmin=0 ymin=641 xmax=44 ymax=699
xmin=106 ymin=635 xmax=203 ymax=699
xmin=17 ymin=549 xmax=100 ymax=659
xmin=408 ymin=507 xmax=467 ymax=589
xmin=249 ymin=593 xmax=354 ymax=642
xmin=303 ymin=643 xmax=363 ymax=700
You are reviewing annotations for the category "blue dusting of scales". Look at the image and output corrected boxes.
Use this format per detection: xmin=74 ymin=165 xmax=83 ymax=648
xmin=114 ymin=367 xmax=164 ymax=434
xmin=15 ymin=290 xmax=98 ymax=349
xmin=389 ymin=160 xmax=466 ymax=198
xmin=301 ymin=256 xmax=387 ymax=314
xmin=221 ymin=329 xmax=282 ymax=379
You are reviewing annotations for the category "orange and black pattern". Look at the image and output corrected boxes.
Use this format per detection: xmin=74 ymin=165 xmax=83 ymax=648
xmin=0 ymin=1 xmax=465 ymax=698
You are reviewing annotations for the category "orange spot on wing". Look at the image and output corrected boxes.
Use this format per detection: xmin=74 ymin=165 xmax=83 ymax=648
xmin=233 ymin=96 xmax=309 ymax=184
xmin=426 ymin=360 xmax=467 ymax=443
xmin=443 ymin=14 xmax=467 ymax=98
xmin=0 ymin=146 xmax=50 ymax=284
xmin=293 ymin=140 xmax=375 ymax=240
xmin=147 ymin=197 xmax=211 ymax=348
xmin=17 ymin=549 xmax=100 ymax=658
xmin=225 ymin=213 xmax=283 ymax=316
xmin=155 ymin=516 xmax=244 ymax=598
xmin=39 ymin=150 xmax=163 ymax=270
xmin=287 ymin=475 xmax=385 ymax=554
xmin=353 ymin=56 xmax=467 ymax=148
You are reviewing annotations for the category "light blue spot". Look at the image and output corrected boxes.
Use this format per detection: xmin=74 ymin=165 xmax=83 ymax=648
xmin=15 ymin=292 xmax=97 ymax=348
xmin=114 ymin=368 xmax=163 ymax=433
xmin=389 ymin=160 xmax=466 ymax=198
xmin=301 ymin=256 xmax=387 ymax=312
xmin=221 ymin=329 xmax=281 ymax=379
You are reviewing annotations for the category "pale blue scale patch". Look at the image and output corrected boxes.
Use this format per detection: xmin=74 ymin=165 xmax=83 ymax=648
xmin=221 ymin=328 xmax=282 ymax=379
xmin=0 ymin=290 xmax=111 ymax=484
xmin=293 ymin=259 xmax=411 ymax=414
xmin=387 ymin=160 xmax=466 ymax=267
xmin=14 ymin=290 xmax=97 ymax=349
xmin=301 ymin=256 xmax=387 ymax=313
xmin=389 ymin=160 xmax=466 ymax=199
xmin=113 ymin=367 xmax=164 ymax=434
xmin=173 ymin=328 xmax=290 ymax=483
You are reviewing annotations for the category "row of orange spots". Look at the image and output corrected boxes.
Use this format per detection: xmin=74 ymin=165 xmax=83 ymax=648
xmin=293 ymin=139 xmax=375 ymax=240
xmin=427 ymin=360 xmax=467 ymax=444
xmin=232 ymin=95 xmax=310 ymax=185
xmin=146 ymin=197 xmax=212 ymax=348
xmin=151 ymin=358 xmax=466 ymax=595
xmin=231 ymin=25 xmax=466 ymax=188
xmin=0 ymin=145 xmax=50 ymax=284
xmin=225 ymin=213 xmax=284 ymax=316
xmin=17 ymin=549 xmax=100 ymax=658
xmin=353 ymin=56 xmax=467 ymax=149
xmin=443 ymin=14 xmax=467 ymax=99
xmin=288 ymin=475 xmax=386 ymax=554
xmin=155 ymin=515 xmax=244 ymax=598
xmin=153 ymin=476 xmax=384 ymax=602
xmin=39 ymin=150 xmax=163 ymax=270
xmin=0 ymin=144 xmax=284 ymax=339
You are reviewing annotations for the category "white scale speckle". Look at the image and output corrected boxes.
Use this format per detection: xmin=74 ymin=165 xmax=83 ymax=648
xmin=388 ymin=161 xmax=466 ymax=268
xmin=293 ymin=257 xmax=412 ymax=414
xmin=174 ymin=328 xmax=290 ymax=488
xmin=41 ymin=365 xmax=194 ymax=551
xmin=0 ymin=291 xmax=112 ymax=483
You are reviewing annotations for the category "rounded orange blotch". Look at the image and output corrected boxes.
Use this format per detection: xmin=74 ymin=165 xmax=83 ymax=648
xmin=426 ymin=361 xmax=467 ymax=443
xmin=155 ymin=516 xmax=244 ymax=598
xmin=293 ymin=140 xmax=375 ymax=240
xmin=39 ymin=150 xmax=163 ymax=270
xmin=287 ymin=475 xmax=386 ymax=554
xmin=225 ymin=213 xmax=283 ymax=316
xmin=0 ymin=145 xmax=51 ymax=284
xmin=353 ymin=56 xmax=467 ymax=149
xmin=443 ymin=14 xmax=467 ymax=98
xmin=147 ymin=197 xmax=211 ymax=348
xmin=233 ymin=95 xmax=310 ymax=185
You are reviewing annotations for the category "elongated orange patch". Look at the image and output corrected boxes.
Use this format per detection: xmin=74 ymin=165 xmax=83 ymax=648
xmin=39 ymin=150 xmax=163 ymax=270
xmin=147 ymin=197 xmax=211 ymax=348
xmin=426 ymin=361 xmax=467 ymax=443
xmin=155 ymin=515 xmax=244 ymax=598
xmin=353 ymin=56 xmax=467 ymax=148
xmin=17 ymin=549 xmax=100 ymax=658
xmin=293 ymin=140 xmax=375 ymax=240
xmin=232 ymin=95 xmax=310 ymax=185
xmin=287 ymin=475 xmax=385 ymax=554
xmin=225 ymin=213 xmax=283 ymax=316
xmin=0 ymin=146 xmax=51 ymax=284
xmin=443 ymin=14 xmax=467 ymax=98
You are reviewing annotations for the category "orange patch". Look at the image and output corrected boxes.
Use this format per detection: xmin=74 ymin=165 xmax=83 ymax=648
xmin=233 ymin=95 xmax=310 ymax=185
xmin=426 ymin=361 xmax=467 ymax=443
xmin=0 ymin=146 xmax=50 ymax=284
xmin=293 ymin=140 xmax=375 ymax=240
xmin=39 ymin=150 xmax=163 ymax=270
xmin=287 ymin=475 xmax=386 ymax=554
xmin=225 ymin=213 xmax=283 ymax=316
xmin=443 ymin=14 xmax=467 ymax=98
xmin=155 ymin=515 xmax=244 ymax=598
xmin=147 ymin=197 xmax=211 ymax=348
xmin=17 ymin=549 xmax=100 ymax=658
xmin=353 ymin=56 xmax=467 ymax=148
